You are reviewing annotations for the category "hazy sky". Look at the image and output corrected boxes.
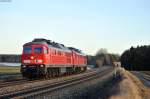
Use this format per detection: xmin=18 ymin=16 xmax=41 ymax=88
xmin=0 ymin=0 xmax=150 ymax=55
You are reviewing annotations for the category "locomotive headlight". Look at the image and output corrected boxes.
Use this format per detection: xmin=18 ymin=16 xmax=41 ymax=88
xmin=22 ymin=65 xmax=26 ymax=68
xmin=30 ymin=56 xmax=34 ymax=59
xmin=40 ymin=65 xmax=44 ymax=67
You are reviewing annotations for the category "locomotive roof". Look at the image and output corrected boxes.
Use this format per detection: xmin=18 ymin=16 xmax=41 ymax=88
xmin=24 ymin=38 xmax=85 ymax=55
xmin=31 ymin=38 xmax=71 ymax=52
xmin=68 ymin=47 xmax=86 ymax=56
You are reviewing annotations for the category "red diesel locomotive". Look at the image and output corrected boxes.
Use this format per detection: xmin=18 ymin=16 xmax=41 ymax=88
xmin=21 ymin=38 xmax=87 ymax=78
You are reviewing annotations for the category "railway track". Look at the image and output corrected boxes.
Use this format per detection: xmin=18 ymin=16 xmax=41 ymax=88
xmin=0 ymin=79 xmax=26 ymax=88
xmin=0 ymin=69 xmax=93 ymax=88
xmin=0 ymin=67 xmax=112 ymax=98
xmin=131 ymin=71 xmax=150 ymax=87
xmin=0 ymin=78 xmax=45 ymax=88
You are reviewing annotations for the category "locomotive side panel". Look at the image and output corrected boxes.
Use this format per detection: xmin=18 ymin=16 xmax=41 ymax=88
xmin=49 ymin=48 xmax=72 ymax=66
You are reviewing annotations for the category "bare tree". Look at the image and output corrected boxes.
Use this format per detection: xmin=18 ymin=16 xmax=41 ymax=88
xmin=96 ymin=48 xmax=108 ymax=56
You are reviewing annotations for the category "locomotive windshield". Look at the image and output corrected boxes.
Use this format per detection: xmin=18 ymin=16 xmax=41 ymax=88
xmin=23 ymin=47 xmax=32 ymax=54
xmin=34 ymin=47 xmax=42 ymax=54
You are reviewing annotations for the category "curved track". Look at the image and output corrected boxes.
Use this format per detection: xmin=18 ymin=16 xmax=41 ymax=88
xmin=0 ymin=67 xmax=112 ymax=99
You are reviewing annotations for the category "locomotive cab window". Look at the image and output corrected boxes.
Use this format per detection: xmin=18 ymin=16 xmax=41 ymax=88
xmin=34 ymin=47 xmax=42 ymax=54
xmin=44 ymin=47 xmax=48 ymax=54
xmin=23 ymin=47 xmax=32 ymax=54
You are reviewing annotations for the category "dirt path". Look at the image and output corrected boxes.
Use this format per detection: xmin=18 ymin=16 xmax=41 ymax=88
xmin=108 ymin=68 xmax=150 ymax=99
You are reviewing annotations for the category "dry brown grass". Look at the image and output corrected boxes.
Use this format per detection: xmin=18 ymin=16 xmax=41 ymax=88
xmin=108 ymin=67 xmax=150 ymax=99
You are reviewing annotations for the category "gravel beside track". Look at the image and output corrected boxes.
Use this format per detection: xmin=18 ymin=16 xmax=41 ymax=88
xmin=32 ymin=68 xmax=114 ymax=99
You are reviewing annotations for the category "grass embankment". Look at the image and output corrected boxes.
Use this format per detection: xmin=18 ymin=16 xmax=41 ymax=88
xmin=108 ymin=68 xmax=150 ymax=99
xmin=0 ymin=66 xmax=20 ymax=74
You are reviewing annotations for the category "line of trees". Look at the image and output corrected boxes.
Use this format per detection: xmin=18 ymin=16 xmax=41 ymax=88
xmin=0 ymin=54 xmax=21 ymax=63
xmin=121 ymin=45 xmax=150 ymax=71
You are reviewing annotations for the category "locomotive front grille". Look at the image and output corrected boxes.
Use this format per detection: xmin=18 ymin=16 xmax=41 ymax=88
xmin=21 ymin=65 xmax=46 ymax=76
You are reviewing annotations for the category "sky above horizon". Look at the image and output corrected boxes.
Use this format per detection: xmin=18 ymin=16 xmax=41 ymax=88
xmin=0 ymin=0 xmax=150 ymax=55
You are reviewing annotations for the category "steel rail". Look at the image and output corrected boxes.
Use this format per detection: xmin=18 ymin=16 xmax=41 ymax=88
xmin=131 ymin=71 xmax=150 ymax=87
xmin=0 ymin=79 xmax=27 ymax=88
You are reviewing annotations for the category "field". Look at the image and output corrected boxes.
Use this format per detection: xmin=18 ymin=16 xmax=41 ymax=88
xmin=0 ymin=66 xmax=20 ymax=74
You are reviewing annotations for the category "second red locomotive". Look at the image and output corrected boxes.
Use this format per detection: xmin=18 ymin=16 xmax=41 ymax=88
xmin=21 ymin=38 xmax=87 ymax=78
